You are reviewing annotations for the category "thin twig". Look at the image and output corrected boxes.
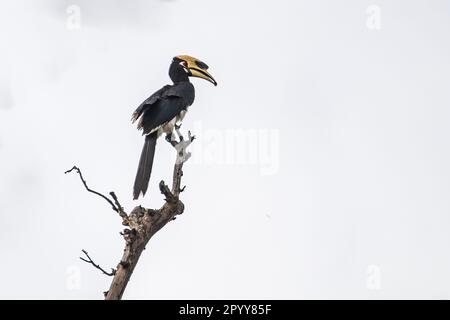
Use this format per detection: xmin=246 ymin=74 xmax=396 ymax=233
xmin=65 ymin=166 xmax=118 ymax=213
xmin=110 ymin=192 xmax=128 ymax=224
xmin=80 ymin=249 xmax=116 ymax=277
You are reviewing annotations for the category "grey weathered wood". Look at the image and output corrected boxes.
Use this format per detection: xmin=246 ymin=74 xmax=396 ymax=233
xmin=67 ymin=130 xmax=194 ymax=300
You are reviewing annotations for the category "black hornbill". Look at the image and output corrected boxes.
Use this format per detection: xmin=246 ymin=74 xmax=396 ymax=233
xmin=131 ymin=55 xmax=217 ymax=200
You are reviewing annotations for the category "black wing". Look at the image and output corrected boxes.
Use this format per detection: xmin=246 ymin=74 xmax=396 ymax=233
xmin=131 ymin=85 xmax=172 ymax=124
xmin=132 ymin=84 xmax=192 ymax=135
xmin=139 ymin=96 xmax=187 ymax=134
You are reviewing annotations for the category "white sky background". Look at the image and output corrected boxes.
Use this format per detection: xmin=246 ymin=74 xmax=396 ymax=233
xmin=0 ymin=0 xmax=449 ymax=299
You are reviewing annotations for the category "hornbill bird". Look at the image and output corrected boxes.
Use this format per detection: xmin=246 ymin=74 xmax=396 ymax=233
xmin=131 ymin=55 xmax=217 ymax=200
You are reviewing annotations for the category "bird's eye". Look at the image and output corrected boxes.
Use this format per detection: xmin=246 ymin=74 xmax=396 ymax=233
xmin=195 ymin=60 xmax=209 ymax=70
xmin=179 ymin=61 xmax=187 ymax=67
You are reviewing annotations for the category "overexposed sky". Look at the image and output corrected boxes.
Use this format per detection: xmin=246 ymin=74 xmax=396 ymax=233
xmin=1 ymin=0 xmax=450 ymax=299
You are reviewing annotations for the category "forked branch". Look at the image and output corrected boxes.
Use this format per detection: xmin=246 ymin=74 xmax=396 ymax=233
xmin=66 ymin=128 xmax=193 ymax=300
xmin=80 ymin=250 xmax=116 ymax=277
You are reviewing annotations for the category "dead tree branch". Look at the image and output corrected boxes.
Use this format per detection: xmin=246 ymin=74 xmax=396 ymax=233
xmin=66 ymin=128 xmax=194 ymax=300
xmin=65 ymin=166 xmax=129 ymax=225
xmin=65 ymin=166 xmax=119 ymax=213
xmin=80 ymin=250 xmax=116 ymax=277
xmin=110 ymin=192 xmax=128 ymax=224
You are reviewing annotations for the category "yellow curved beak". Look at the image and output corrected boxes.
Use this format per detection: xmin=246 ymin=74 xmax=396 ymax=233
xmin=176 ymin=55 xmax=217 ymax=86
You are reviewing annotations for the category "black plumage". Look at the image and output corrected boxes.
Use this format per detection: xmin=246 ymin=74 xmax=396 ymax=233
xmin=132 ymin=55 xmax=215 ymax=200
xmin=133 ymin=131 xmax=157 ymax=200
xmin=132 ymin=83 xmax=195 ymax=134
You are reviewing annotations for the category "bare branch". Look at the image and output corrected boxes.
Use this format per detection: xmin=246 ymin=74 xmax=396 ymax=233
xmin=69 ymin=128 xmax=195 ymax=300
xmin=110 ymin=192 xmax=129 ymax=224
xmin=65 ymin=166 xmax=118 ymax=213
xmin=104 ymin=131 xmax=192 ymax=300
xmin=80 ymin=249 xmax=116 ymax=277
xmin=158 ymin=180 xmax=174 ymax=201
xmin=65 ymin=166 xmax=129 ymax=225
xmin=168 ymin=128 xmax=195 ymax=196
xmin=173 ymin=130 xmax=194 ymax=165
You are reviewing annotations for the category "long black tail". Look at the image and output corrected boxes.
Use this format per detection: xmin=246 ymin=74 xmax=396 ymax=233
xmin=133 ymin=132 xmax=157 ymax=200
